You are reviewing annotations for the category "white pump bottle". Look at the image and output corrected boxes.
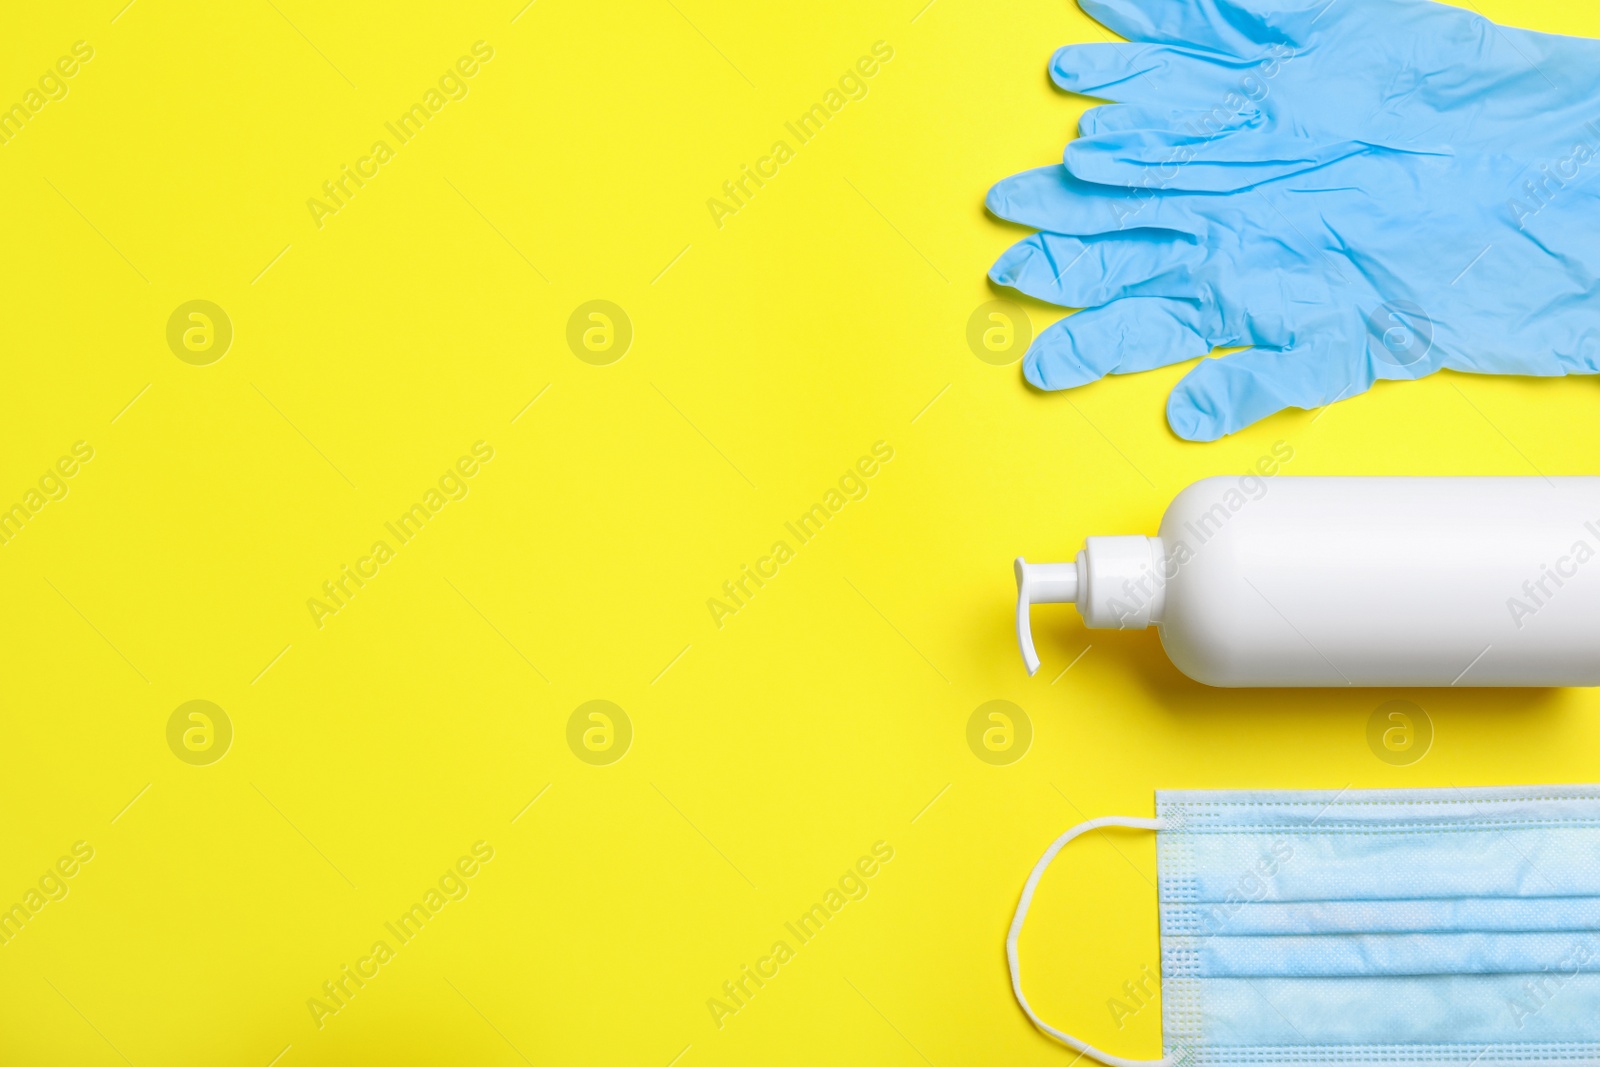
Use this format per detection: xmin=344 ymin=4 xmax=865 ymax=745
xmin=1016 ymin=476 xmax=1600 ymax=687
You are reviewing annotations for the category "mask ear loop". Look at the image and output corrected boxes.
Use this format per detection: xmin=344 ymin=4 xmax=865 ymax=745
xmin=1007 ymin=815 xmax=1172 ymax=1067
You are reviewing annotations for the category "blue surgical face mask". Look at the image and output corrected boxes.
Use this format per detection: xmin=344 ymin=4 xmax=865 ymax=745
xmin=1009 ymin=786 xmax=1600 ymax=1067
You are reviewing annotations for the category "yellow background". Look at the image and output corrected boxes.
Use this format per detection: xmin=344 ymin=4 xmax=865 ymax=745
xmin=3 ymin=0 xmax=1599 ymax=1063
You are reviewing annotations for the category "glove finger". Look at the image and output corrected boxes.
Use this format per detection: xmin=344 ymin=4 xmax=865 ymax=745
xmin=1050 ymin=43 xmax=1231 ymax=105
xmin=1079 ymin=102 xmax=1251 ymax=137
xmin=1077 ymin=0 xmax=1276 ymax=56
xmin=990 ymin=231 xmax=1203 ymax=308
xmin=986 ymin=166 xmax=1213 ymax=237
xmin=1063 ymin=129 xmax=1368 ymax=193
xmin=1024 ymin=296 xmax=1221 ymax=390
xmin=1166 ymin=338 xmax=1376 ymax=441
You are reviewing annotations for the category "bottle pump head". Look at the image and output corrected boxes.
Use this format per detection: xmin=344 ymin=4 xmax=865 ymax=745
xmin=1015 ymin=537 xmax=1166 ymax=675
xmin=1014 ymin=558 xmax=1079 ymax=676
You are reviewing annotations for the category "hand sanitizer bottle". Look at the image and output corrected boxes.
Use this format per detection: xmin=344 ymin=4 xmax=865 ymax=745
xmin=1015 ymin=476 xmax=1600 ymax=687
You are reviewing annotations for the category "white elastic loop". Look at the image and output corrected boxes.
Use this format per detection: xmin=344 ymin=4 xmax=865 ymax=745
xmin=1007 ymin=815 xmax=1172 ymax=1067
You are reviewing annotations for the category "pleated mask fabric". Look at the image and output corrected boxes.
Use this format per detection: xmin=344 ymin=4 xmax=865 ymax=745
xmin=1008 ymin=786 xmax=1600 ymax=1067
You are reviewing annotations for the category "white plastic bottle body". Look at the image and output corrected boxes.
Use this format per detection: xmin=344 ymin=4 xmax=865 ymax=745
xmin=1155 ymin=476 xmax=1600 ymax=686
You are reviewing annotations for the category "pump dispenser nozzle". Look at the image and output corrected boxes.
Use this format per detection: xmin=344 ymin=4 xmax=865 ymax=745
xmin=1015 ymin=537 xmax=1166 ymax=675
xmin=1014 ymin=557 xmax=1079 ymax=676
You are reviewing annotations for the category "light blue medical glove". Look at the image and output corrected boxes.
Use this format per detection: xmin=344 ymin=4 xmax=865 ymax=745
xmin=988 ymin=0 xmax=1600 ymax=440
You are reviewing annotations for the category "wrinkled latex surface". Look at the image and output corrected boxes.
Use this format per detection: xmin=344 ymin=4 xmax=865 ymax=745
xmin=988 ymin=0 xmax=1600 ymax=440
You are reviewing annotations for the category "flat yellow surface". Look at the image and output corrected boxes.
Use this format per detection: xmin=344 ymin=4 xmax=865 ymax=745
xmin=4 ymin=0 xmax=1600 ymax=1063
